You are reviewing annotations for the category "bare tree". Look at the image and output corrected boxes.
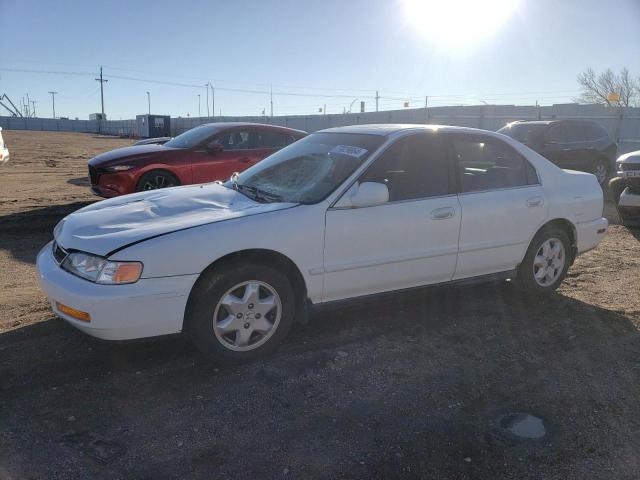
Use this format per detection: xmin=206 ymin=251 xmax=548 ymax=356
xmin=577 ymin=68 xmax=639 ymax=107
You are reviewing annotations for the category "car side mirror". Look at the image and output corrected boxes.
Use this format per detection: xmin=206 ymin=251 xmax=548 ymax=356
xmin=206 ymin=142 xmax=224 ymax=155
xmin=349 ymin=182 xmax=389 ymax=208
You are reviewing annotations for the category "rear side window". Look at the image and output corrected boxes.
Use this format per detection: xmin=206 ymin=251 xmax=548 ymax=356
xmin=252 ymin=130 xmax=291 ymax=149
xmin=360 ymin=133 xmax=451 ymax=201
xmin=451 ymin=135 xmax=539 ymax=193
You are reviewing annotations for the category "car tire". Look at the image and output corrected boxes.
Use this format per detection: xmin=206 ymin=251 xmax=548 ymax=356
xmin=514 ymin=227 xmax=571 ymax=294
xmin=592 ymin=159 xmax=609 ymax=186
xmin=185 ymin=260 xmax=296 ymax=364
xmin=135 ymin=169 xmax=180 ymax=192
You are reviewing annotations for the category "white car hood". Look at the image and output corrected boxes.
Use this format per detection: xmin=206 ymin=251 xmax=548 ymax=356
xmin=55 ymin=183 xmax=296 ymax=256
xmin=617 ymin=150 xmax=640 ymax=165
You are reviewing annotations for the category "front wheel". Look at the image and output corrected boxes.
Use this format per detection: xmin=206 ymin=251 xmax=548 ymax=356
xmin=185 ymin=261 xmax=296 ymax=363
xmin=515 ymin=227 xmax=571 ymax=294
xmin=135 ymin=169 xmax=179 ymax=192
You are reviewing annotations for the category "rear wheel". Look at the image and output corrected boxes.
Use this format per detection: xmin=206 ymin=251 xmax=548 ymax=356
xmin=136 ymin=169 xmax=179 ymax=192
xmin=185 ymin=261 xmax=296 ymax=363
xmin=515 ymin=227 xmax=571 ymax=294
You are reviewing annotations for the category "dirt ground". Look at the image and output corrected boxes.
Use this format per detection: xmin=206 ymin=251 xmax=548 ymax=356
xmin=0 ymin=130 xmax=639 ymax=480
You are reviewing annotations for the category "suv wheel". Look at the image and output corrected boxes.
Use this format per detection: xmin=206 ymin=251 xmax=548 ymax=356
xmin=186 ymin=261 xmax=296 ymax=363
xmin=515 ymin=227 xmax=571 ymax=294
xmin=592 ymin=160 xmax=609 ymax=185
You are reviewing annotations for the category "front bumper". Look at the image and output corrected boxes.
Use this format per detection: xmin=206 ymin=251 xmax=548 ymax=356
xmin=37 ymin=241 xmax=199 ymax=340
xmin=0 ymin=148 xmax=9 ymax=165
xmin=575 ymin=217 xmax=608 ymax=254
xmin=619 ymin=188 xmax=640 ymax=209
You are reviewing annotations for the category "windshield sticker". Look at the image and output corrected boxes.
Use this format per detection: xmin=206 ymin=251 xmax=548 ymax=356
xmin=330 ymin=145 xmax=368 ymax=158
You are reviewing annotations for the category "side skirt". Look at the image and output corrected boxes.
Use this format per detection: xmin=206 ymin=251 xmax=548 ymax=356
xmin=309 ymin=269 xmax=517 ymax=313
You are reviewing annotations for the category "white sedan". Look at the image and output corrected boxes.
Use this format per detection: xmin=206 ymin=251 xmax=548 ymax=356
xmin=37 ymin=125 xmax=608 ymax=362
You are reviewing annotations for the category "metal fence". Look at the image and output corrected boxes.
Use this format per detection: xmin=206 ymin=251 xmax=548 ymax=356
xmin=2 ymin=103 xmax=639 ymax=154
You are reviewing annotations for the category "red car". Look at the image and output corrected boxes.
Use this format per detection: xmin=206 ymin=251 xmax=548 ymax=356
xmin=88 ymin=122 xmax=307 ymax=197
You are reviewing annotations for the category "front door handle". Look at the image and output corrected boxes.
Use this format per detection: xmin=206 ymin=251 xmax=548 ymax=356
xmin=527 ymin=196 xmax=544 ymax=207
xmin=431 ymin=207 xmax=455 ymax=220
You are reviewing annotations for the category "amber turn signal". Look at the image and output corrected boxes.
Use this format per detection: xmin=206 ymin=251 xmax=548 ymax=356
xmin=55 ymin=302 xmax=91 ymax=322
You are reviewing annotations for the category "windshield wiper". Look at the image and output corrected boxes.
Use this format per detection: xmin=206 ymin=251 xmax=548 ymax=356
xmin=228 ymin=173 xmax=282 ymax=203
xmin=236 ymin=184 xmax=283 ymax=203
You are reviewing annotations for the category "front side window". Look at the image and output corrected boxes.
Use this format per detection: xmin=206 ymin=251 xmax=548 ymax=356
xmin=452 ymin=135 xmax=538 ymax=193
xmin=215 ymin=130 xmax=251 ymax=151
xmin=360 ymin=133 xmax=451 ymax=202
xmin=164 ymin=125 xmax=219 ymax=149
xmin=545 ymin=125 xmax=566 ymax=143
xmin=228 ymin=132 xmax=385 ymax=204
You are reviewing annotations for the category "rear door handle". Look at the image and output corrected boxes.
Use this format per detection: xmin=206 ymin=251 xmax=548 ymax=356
xmin=239 ymin=157 xmax=251 ymax=163
xmin=527 ymin=196 xmax=544 ymax=207
xmin=431 ymin=207 xmax=455 ymax=220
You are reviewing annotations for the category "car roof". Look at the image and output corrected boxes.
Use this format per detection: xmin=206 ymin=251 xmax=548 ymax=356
xmin=317 ymin=124 xmax=497 ymax=136
xmin=196 ymin=122 xmax=306 ymax=135
xmin=509 ymin=119 xmax=599 ymax=126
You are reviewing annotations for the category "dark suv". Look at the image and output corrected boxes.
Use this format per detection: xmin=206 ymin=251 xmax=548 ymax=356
xmin=497 ymin=120 xmax=617 ymax=185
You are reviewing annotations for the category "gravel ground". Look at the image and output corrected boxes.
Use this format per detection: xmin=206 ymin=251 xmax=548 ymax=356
xmin=0 ymin=130 xmax=639 ymax=479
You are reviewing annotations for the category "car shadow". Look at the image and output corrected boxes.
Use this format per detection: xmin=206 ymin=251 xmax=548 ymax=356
xmin=0 ymin=201 xmax=94 ymax=264
xmin=67 ymin=176 xmax=90 ymax=187
xmin=1 ymin=282 xmax=639 ymax=478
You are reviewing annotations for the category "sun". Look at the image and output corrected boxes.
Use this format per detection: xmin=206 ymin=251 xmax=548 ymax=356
xmin=400 ymin=0 xmax=521 ymax=49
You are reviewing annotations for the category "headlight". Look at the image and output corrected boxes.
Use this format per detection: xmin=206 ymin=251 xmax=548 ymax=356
xmin=105 ymin=165 xmax=133 ymax=172
xmin=62 ymin=252 xmax=143 ymax=284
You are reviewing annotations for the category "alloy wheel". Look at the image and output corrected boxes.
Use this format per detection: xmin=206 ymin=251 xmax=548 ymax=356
xmin=213 ymin=281 xmax=282 ymax=352
xmin=532 ymin=238 xmax=566 ymax=287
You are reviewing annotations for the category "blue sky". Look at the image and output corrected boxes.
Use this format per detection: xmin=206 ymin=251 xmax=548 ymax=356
xmin=0 ymin=0 xmax=639 ymax=119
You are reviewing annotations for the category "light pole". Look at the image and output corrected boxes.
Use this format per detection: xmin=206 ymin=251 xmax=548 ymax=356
xmin=348 ymin=98 xmax=359 ymax=113
xmin=198 ymin=94 xmax=201 ymax=117
xmin=48 ymin=91 xmax=58 ymax=118
xmin=146 ymin=91 xmax=150 ymax=115
xmin=205 ymin=84 xmax=210 ymax=117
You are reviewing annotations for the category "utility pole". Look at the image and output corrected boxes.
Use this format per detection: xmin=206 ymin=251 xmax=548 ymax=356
xmin=26 ymin=94 xmax=31 ymax=117
xmin=324 ymin=103 xmax=326 ymax=115
xmin=210 ymin=83 xmax=215 ymax=119
xmin=205 ymin=83 xmax=210 ymax=117
xmin=48 ymin=91 xmax=58 ymax=118
xmin=375 ymin=90 xmax=379 ymax=112
xmin=30 ymin=100 xmax=37 ymax=117
xmin=146 ymin=91 xmax=150 ymax=115
xmin=95 ymin=66 xmax=108 ymax=117
xmin=425 ymin=95 xmax=429 ymax=123
xmin=270 ymin=85 xmax=273 ymax=117
xmin=198 ymin=94 xmax=201 ymax=117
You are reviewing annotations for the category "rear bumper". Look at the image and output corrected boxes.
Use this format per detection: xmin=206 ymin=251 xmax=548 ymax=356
xmin=575 ymin=217 xmax=608 ymax=254
xmin=37 ymin=241 xmax=198 ymax=340
xmin=0 ymin=148 xmax=8 ymax=165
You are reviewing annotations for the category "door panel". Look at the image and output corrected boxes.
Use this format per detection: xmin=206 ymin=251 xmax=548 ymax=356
xmin=454 ymin=186 xmax=547 ymax=279
xmin=191 ymin=130 xmax=253 ymax=183
xmin=322 ymin=132 xmax=460 ymax=302
xmin=450 ymin=133 xmax=548 ymax=279
xmin=323 ymin=197 xmax=461 ymax=302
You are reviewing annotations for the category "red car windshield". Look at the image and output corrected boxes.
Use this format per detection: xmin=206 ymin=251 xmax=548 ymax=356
xmin=164 ymin=125 xmax=220 ymax=149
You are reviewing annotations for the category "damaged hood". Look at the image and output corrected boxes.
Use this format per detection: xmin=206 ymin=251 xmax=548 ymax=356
xmin=55 ymin=183 xmax=296 ymax=256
